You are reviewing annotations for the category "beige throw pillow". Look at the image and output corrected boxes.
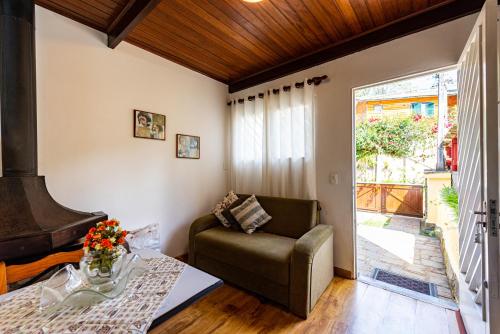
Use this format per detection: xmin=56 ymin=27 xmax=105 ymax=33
xmin=230 ymin=195 xmax=272 ymax=234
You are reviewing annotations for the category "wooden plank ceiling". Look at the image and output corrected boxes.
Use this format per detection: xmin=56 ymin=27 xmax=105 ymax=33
xmin=36 ymin=0 xmax=484 ymax=92
xmin=36 ymin=0 xmax=129 ymax=32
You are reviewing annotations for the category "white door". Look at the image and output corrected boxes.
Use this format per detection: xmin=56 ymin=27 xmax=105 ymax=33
xmin=457 ymin=0 xmax=499 ymax=333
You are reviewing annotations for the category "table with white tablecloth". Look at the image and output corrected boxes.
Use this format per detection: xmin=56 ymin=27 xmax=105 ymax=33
xmin=0 ymin=249 xmax=223 ymax=333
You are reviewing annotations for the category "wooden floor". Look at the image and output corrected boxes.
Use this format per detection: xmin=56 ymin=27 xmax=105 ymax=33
xmin=150 ymin=277 xmax=462 ymax=334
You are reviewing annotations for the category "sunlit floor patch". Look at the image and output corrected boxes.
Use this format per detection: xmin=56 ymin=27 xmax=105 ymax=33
xmin=358 ymin=224 xmax=415 ymax=263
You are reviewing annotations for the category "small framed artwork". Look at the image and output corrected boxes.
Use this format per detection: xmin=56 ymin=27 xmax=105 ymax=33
xmin=134 ymin=109 xmax=166 ymax=140
xmin=176 ymin=134 xmax=200 ymax=159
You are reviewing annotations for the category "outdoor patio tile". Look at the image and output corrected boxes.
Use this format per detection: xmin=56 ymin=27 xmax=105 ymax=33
xmin=427 ymin=276 xmax=450 ymax=286
xmin=417 ymin=245 xmax=441 ymax=251
xmin=428 ymin=267 xmax=447 ymax=275
xmin=421 ymin=259 xmax=446 ymax=269
xmin=357 ymin=212 xmax=454 ymax=303
xmin=429 ymin=256 xmax=445 ymax=263
xmin=418 ymin=250 xmax=442 ymax=257
xmin=405 ymin=268 xmax=427 ymax=277
xmin=436 ymin=286 xmax=453 ymax=299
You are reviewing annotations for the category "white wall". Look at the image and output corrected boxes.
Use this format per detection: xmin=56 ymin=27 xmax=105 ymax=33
xmin=32 ymin=6 xmax=227 ymax=257
xmin=15 ymin=6 xmax=477 ymax=271
xmin=231 ymin=15 xmax=477 ymax=274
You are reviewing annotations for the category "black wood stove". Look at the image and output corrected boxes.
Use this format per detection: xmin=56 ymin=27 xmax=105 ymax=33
xmin=0 ymin=0 xmax=107 ymax=262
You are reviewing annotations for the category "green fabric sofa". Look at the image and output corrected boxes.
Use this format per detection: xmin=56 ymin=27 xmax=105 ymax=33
xmin=188 ymin=194 xmax=334 ymax=318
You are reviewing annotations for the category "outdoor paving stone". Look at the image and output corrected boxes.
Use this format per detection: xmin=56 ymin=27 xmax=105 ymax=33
xmin=428 ymin=267 xmax=447 ymax=275
xmin=420 ymin=259 xmax=446 ymax=269
xmin=436 ymin=286 xmax=453 ymax=299
xmin=405 ymin=268 xmax=427 ymax=277
xmin=357 ymin=212 xmax=454 ymax=302
xmin=417 ymin=245 xmax=441 ymax=251
xmin=429 ymin=256 xmax=445 ymax=263
xmin=427 ymin=277 xmax=450 ymax=286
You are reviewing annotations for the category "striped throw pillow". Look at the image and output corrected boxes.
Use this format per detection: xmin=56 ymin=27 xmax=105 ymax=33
xmin=230 ymin=195 xmax=272 ymax=234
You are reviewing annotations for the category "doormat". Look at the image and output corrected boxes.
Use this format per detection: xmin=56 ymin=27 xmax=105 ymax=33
xmin=372 ymin=268 xmax=438 ymax=297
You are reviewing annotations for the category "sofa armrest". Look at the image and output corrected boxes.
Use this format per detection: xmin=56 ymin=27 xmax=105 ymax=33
xmin=188 ymin=214 xmax=219 ymax=265
xmin=290 ymin=224 xmax=334 ymax=318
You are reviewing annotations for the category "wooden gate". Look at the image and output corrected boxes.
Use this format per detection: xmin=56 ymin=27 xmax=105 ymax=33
xmin=356 ymin=183 xmax=424 ymax=217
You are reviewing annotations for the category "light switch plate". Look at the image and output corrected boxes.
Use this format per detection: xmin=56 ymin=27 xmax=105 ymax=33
xmin=329 ymin=172 xmax=339 ymax=184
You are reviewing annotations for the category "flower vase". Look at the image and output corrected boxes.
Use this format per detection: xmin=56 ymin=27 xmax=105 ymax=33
xmin=80 ymin=245 xmax=127 ymax=291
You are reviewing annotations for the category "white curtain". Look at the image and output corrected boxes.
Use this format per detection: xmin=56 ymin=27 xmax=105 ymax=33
xmin=229 ymin=83 xmax=316 ymax=200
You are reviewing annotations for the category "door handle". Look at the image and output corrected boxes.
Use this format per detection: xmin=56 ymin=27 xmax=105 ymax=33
xmin=472 ymin=210 xmax=500 ymax=217
xmin=475 ymin=221 xmax=487 ymax=243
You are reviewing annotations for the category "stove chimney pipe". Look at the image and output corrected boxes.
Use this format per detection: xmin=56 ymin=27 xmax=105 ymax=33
xmin=0 ymin=0 xmax=108 ymax=262
xmin=0 ymin=0 xmax=37 ymax=177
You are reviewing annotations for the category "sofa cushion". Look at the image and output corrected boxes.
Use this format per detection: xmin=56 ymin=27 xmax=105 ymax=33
xmin=212 ymin=191 xmax=239 ymax=227
xmin=195 ymin=226 xmax=295 ymax=285
xmin=230 ymin=195 xmax=272 ymax=234
xmin=221 ymin=197 xmax=245 ymax=230
xmin=237 ymin=194 xmax=319 ymax=239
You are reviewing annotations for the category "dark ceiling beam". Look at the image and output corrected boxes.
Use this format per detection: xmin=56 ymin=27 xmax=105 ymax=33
xmin=228 ymin=0 xmax=485 ymax=93
xmin=107 ymin=0 xmax=161 ymax=49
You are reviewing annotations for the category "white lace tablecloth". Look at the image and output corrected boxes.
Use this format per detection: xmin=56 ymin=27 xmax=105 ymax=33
xmin=0 ymin=255 xmax=186 ymax=334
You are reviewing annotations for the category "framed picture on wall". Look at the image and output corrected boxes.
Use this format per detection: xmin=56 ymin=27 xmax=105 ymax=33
xmin=134 ymin=109 xmax=166 ymax=140
xmin=176 ymin=134 xmax=200 ymax=159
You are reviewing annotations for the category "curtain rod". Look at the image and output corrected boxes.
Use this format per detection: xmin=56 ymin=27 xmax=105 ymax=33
xmin=227 ymin=75 xmax=328 ymax=105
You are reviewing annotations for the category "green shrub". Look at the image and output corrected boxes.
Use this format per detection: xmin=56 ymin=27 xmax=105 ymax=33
xmin=440 ymin=186 xmax=459 ymax=223
xmin=356 ymin=115 xmax=435 ymax=160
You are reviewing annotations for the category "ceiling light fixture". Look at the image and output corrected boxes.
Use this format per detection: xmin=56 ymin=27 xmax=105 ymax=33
xmin=243 ymin=0 xmax=263 ymax=3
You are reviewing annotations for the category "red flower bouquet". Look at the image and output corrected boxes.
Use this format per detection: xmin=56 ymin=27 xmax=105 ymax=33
xmin=80 ymin=219 xmax=128 ymax=285
xmin=83 ymin=219 xmax=127 ymax=253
